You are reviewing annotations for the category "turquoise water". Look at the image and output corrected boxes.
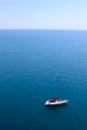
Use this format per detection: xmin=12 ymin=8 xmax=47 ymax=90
xmin=0 ymin=30 xmax=87 ymax=130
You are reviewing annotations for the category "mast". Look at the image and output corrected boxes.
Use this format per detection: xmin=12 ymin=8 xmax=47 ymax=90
xmin=56 ymin=76 xmax=60 ymax=98
xmin=57 ymin=77 xmax=66 ymax=99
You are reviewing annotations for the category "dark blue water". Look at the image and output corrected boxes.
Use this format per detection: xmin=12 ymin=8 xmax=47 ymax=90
xmin=0 ymin=30 xmax=87 ymax=130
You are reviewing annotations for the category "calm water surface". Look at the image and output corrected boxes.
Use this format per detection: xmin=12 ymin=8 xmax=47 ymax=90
xmin=0 ymin=30 xmax=87 ymax=130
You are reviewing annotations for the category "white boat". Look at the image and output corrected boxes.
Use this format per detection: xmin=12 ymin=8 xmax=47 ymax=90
xmin=45 ymin=77 xmax=69 ymax=107
xmin=45 ymin=98 xmax=68 ymax=106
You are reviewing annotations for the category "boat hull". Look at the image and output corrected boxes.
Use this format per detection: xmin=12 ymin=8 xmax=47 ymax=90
xmin=45 ymin=100 xmax=68 ymax=106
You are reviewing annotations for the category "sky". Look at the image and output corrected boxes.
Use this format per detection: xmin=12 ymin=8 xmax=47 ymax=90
xmin=0 ymin=0 xmax=87 ymax=30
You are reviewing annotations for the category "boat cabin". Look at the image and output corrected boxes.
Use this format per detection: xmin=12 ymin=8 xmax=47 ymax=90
xmin=49 ymin=98 xmax=57 ymax=102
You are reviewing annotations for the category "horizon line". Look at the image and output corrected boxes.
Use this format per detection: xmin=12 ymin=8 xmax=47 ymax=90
xmin=0 ymin=29 xmax=87 ymax=31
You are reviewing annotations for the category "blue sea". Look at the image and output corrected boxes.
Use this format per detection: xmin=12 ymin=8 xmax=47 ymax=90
xmin=0 ymin=30 xmax=87 ymax=130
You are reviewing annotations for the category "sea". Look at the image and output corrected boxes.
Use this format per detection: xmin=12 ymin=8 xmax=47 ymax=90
xmin=0 ymin=30 xmax=87 ymax=130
